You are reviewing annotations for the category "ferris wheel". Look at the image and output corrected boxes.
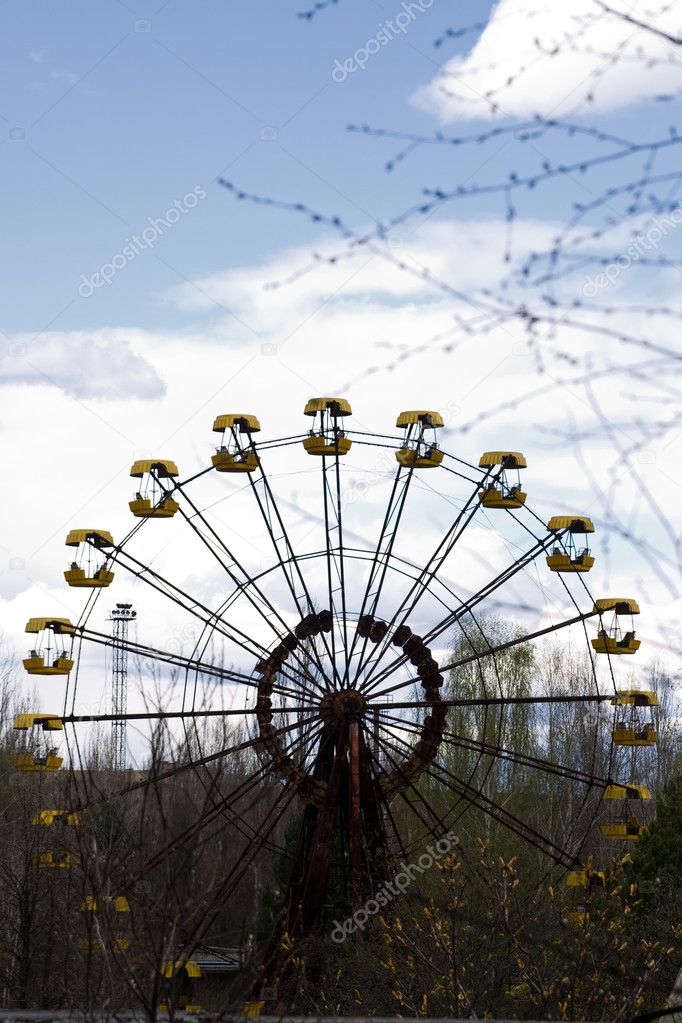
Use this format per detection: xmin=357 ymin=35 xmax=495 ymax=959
xmin=12 ymin=398 xmax=656 ymax=977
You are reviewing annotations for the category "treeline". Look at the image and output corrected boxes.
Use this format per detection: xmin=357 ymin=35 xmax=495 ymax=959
xmin=435 ymin=618 xmax=681 ymax=866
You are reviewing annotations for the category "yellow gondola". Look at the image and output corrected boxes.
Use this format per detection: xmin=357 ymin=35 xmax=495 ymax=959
xmin=32 ymin=809 xmax=81 ymax=826
xmin=565 ymin=869 xmax=606 ymax=888
xmin=161 ymin=961 xmax=202 ymax=979
xmin=12 ymin=715 xmax=64 ymax=773
xmin=612 ymin=689 xmax=659 ymax=707
xmin=211 ymin=413 xmax=261 ymax=473
xmin=80 ymin=938 xmax=102 ymax=953
xmin=23 ymin=618 xmax=75 ymax=675
xmin=129 ymin=460 xmax=180 ymax=518
xmin=302 ymin=398 xmax=352 ymax=456
xmin=64 ymin=529 xmax=115 ymax=588
xmin=82 ymin=895 xmax=130 ymax=912
xmin=612 ymin=723 xmax=657 ymax=746
xmin=80 ymin=937 xmax=129 ymax=954
xmin=546 ymin=516 xmax=595 ymax=573
xmin=157 ymin=1004 xmax=201 ymax=1015
xmin=565 ymin=865 xmax=604 ymax=925
xmin=13 ymin=713 xmax=63 ymax=732
xmin=478 ymin=451 xmax=527 ymax=509
xmin=566 ymin=907 xmax=589 ymax=926
xmin=395 ymin=410 xmax=444 ymax=468
xmin=178 ymin=1000 xmax=202 ymax=1014
xmin=242 ymin=1001 xmax=266 ymax=1018
xmin=603 ymin=783 xmax=651 ymax=800
xmin=591 ymin=598 xmax=641 ymax=654
xmin=159 ymin=962 xmax=202 ymax=1015
xmin=35 ymin=851 xmax=74 ymax=869
xmin=11 ymin=753 xmax=63 ymax=773
xmin=601 ymin=817 xmax=648 ymax=841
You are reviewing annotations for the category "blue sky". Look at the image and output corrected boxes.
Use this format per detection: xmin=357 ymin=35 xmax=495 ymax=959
xmin=3 ymin=0 xmax=676 ymax=337
xmin=2 ymin=0 xmax=494 ymax=333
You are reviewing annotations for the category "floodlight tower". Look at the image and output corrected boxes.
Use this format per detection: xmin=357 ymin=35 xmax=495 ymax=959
xmin=109 ymin=603 xmax=136 ymax=771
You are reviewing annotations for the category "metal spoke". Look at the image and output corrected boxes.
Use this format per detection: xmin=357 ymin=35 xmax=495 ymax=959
xmin=373 ymin=723 xmax=580 ymax=868
xmin=245 ymin=442 xmax=337 ymax=684
xmin=364 ymin=720 xmax=456 ymax=842
xmin=345 ymin=461 xmax=414 ymax=687
xmin=365 ymin=606 xmax=602 ymax=701
xmin=63 ymin=706 xmax=317 ymax=725
xmin=377 ymin=710 xmax=613 ymax=789
xmin=356 ymin=474 xmax=491 ymax=689
xmin=106 ymin=545 xmax=318 ymax=698
xmin=78 ymin=625 xmax=278 ymax=690
xmin=319 ymin=446 xmax=349 ymax=688
xmin=77 ymin=625 xmax=314 ymax=706
xmin=110 ymin=546 xmax=274 ymax=662
xmin=164 ymin=472 xmax=330 ymax=696
xmin=360 ymin=522 xmax=561 ymax=695
xmin=67 ymin=715 xmax=318 ymax=810
xmin=371 ymin=692 xmax=612 ymax=711
xmin=142 ymin=721 xmax=324 ymax=874
xmin=182 ymin=780 xmax=299 ymax=952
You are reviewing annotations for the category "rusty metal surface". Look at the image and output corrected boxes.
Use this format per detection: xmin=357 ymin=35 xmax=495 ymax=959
xmin=348 ymin=720 xmax=362 ymax=907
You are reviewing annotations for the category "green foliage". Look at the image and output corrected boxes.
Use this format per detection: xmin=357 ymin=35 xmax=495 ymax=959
xmin=629 ymin=773 xmax=682 ymax=885
xmin=253 ymin=815 xmax=301 ymax=949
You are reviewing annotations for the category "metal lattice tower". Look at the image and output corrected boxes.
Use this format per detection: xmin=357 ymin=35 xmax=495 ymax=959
xmin=109 ymin=603 xmax=136 ymax=771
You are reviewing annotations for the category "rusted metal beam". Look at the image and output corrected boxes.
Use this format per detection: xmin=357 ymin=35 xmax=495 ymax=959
xmin=349 ymin=720 xmax=362 ymax=907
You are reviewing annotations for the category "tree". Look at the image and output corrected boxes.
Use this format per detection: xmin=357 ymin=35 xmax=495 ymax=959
xmin=629 ymin=773 xmax=682 ymax=887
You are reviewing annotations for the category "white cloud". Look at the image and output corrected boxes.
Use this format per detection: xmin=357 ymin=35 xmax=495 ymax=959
xmin=1 ymin=216 xmax=679 ymax=749
xmin=0 ymin=331 xmax=166 ymax=400
xmin=167 ymin=217 xmax=555 ymax=337
xmin=412 ymin=0 xmax=682 ymax=121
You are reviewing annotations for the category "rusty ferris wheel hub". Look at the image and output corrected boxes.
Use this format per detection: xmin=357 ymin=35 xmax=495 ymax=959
xmin=253 ymin=611 xmax=447 ymax=808
xmin=319 ymin=689 xmax=368 ymax=722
